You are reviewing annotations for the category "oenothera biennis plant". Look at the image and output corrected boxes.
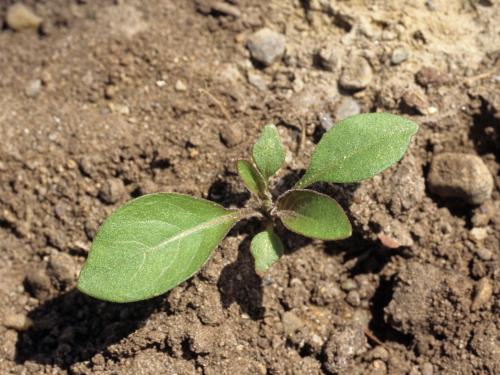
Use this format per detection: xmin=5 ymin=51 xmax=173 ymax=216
xmin=78 ymin=113 xmax=418 ymax=302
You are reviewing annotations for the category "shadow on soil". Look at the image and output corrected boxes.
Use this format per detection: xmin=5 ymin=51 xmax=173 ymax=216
xmin=218 ymin=236 xmax=264 ymax=320
xmin=15 ymin=290 xmax=164 ymax=368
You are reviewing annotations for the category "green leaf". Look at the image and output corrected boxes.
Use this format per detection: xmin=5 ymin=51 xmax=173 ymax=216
xmin=250 ymin=229 xmax=284 ymax=273
xmin=77 ymin=193 xmax=241 ymax=303
xmin=252 ymin=124 xmax=286 ymax=180
xmin=275 ymin=189 xmax=352 ymax=240
xmin=295 ymin=113 xmax=418 ymax=188
xmin=237 ymin=159 xmax=267 ymax=197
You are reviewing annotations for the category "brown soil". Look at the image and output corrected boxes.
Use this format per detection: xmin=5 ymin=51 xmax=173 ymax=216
xmin=0 ymin=1 xmax=499 ymax=374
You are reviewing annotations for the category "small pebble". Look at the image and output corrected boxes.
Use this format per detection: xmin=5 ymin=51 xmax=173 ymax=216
xmin=6 ymin=3 xmax=42 ymax=31
xmin=469 ymin=227 xmax=488 ymax=242
xmin=3 ymin=313 xmax=32 ymax=331
xmin=319 ymin=112 xmax=334 ymax=131
xmin=175 ymin=80 xmax=187 ymax=91
xmin=219 ymin=126 xmax=243 ymax=147
xmin=317 ymin=45 xmax=342 ymax=72
xmin=25 ymin=269 xmax=52 ymax=300
xmin=471 ymin=277 xmax=493 ymax=311
xmin=475 ymin=248 xmax=493 ymax=261
xmin=335 ymin=97 xmax=361 ymax=120
xmin=391 ymin=47 xmax=409 ymax=65
xmin=25 ymin=79 xmax=42 ymax=98
xmin=346 ymin=290 xmax=361 ymax=307
xmin=402 ymin=87 xmax=429 ymax=114
xmin=421 ymin=362 xmax=434 ymax=375
xmin=427 ymin=153 xmax=493 ymax=205
xmin=341 ymin=279 xmax=357 ymax=291
xmin=339 ymin=55 xmax=373 ymax=91
xmin=99 ymin=178 xmax=126 ymax=204
xmin=247 ymin=28 xmax=286 ymax=67
xmin=156 ymin=80 xmax=166 ymax=88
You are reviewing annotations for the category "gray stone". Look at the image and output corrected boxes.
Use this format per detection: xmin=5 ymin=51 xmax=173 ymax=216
xmin=6 ymin=3 xmax=42 ymax=31
xmin=247 ymin=28 xmax=286 ymax=67
xmin=339 ymin=56 xmax=373 ymax=91
xmin=335 ymin=97 xmax=360 ymax=120
xmin=391 ymin=47 xmax=409 ymax=65
xmin=428 ymin=153 xmax=493 ymax=205
xmin=319 ymin=112 xmax=334 ymax=131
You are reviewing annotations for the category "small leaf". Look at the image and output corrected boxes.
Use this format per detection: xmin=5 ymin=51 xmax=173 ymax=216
xmin=250 ymin=229 xmax=284 ymax=273
xmin=77 ymin=193 xmax=241 ymax=302
xmin=252 ymin=124 xmax=286 ymax=180
xmin=295 ymin=113 xmax=418 ymax=188
xmin=237 ymin=159 xmax=267 ymax=197
xmin=275 ymin=189 xmax=352 ymax=240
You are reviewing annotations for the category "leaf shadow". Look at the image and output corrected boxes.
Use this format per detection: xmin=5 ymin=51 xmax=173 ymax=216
xmin=217 ymin=236 xmax=264 ymax=320
xmin=15 ymin=289 xmax=164 ymax=369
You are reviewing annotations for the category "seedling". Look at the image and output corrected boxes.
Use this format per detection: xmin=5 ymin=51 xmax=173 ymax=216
xmin=78 ymin=113 xmax=418 ymax=302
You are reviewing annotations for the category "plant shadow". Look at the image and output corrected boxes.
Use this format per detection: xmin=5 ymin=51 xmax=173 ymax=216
xmin=15 ymin=289 xmax=164 ymax=368
xmin=217 ymin=236 xmax=264 ymax=320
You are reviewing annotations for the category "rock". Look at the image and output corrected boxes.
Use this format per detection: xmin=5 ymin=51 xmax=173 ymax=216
xmin=3 ymin=313 xmax=32 ymax=331
xmin=99 ymin=178 xmax=127 ymax=204
xmin=391 ymin=47 xmax=409 ymax=65
xmin=402 ymin=87 xmax=429 ymax=114
xmin=219 ymin=125 xmax=243 ymax=147
xmin=469 ymin=227 xmax=488 ymax=242
xmin=335 ymin=97 xmax=361 ymax=120
xmin=175 ymin=80 xmax=187 ymax=92
xmin=427 ymin=153 xmax=493 ymax=205
xmin=323 ymin=325 xmax=367 ymax=374
xmin=471 ymin=277 xmax=493 ymax=311
xmin=317 ymin=45 xmax=342 ymax=72
xmin=247 ymin=28 xmax=286 ymax=67
xmin=6 ymin=3 xmax=42 ymax=31
xmin=25 ymin=269 xmax=53 ymax=300
xmin=415 ymin=66 xmax=449 ymax=87
xmin=475 ymin=248 xmax=493 ymax=261
xmin=211 ymin=1 xmax=241 ymax=17
xmin=25 ymin=79 xmax=42 ymax=98
xmin=318 ymin=112 xmax=334 ymax=131
xmin=339 ymin=56 xmax=373 ymax=91
xmin=48 ymin=252 xmax=78 ymax=287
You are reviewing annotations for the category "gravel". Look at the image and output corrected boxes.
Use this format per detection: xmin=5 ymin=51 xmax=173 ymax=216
xmin=339 ymin=55 xmax=373 ymax=91
xmin=247 ymin=28 xmax=286 ymax=67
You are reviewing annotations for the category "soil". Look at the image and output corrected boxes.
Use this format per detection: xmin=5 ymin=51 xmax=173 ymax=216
xmin=0 ymin=1 xmax=499 ymax=374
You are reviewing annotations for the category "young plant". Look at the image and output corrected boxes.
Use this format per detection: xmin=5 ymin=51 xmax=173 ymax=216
xmin=77 ymin=113 xmax=418 ymax=302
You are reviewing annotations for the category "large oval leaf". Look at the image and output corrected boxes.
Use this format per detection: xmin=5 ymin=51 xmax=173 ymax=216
xmin=275 ymin=189 xmax=352 ymax=240
xmin=252 ymin=124 xmax=286 ymax=180
xmin=250 ymin=229 xmax=284 ymax=273
xmin=77 ymin=193 xmax=240 ymax=302
xmin=295 ymin=113 xmax=418 ymax=188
